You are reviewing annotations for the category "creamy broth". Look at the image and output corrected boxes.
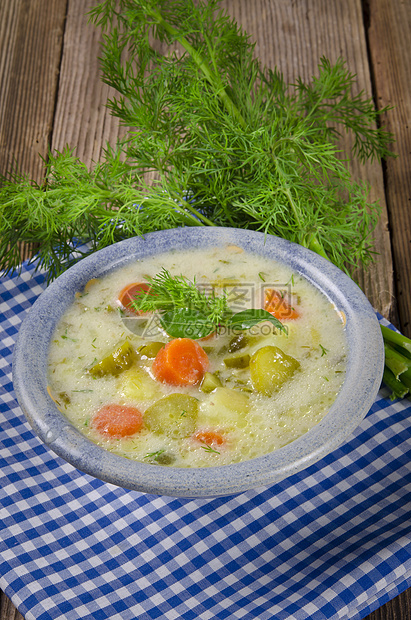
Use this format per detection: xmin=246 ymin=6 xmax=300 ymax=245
xmin=47 ymin=245 xmax=347 ymax=467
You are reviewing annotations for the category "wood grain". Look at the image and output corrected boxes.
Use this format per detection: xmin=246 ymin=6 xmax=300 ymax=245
xmin=371 ymin=592 xmax=411 ymax=620
xmin=0 ymin=1 xmax=67 ymax=616
xmin=0 ymin=0 xmax=396 ymax=315
xmin=0 ymin=0 xmax=67 ymax=265
xmin=0 ymin=594 xmax=24 ymax=620
xmin=367 ymin=0 xmax=411 ymax=336
xmin=50 ymin=0 xmax=126 ymax=162
xmin=0 ymin=0 xmax=67 ymax=181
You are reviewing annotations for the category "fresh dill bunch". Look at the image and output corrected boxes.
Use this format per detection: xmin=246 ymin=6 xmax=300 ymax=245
xmin=132 ymin=268 xmax=231 ymax=326
xmin=0 ymin=0 xmax=396 ymax=280
xmin=88 ymin=0 xmax=395 ymax=273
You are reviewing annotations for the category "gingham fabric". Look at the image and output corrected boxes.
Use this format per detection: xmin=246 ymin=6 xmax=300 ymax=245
xmin=1 ymin=259 xmax=411 ymax=620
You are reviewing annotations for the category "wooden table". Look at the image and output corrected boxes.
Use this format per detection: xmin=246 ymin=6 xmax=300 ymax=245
xmin=0 ymin=1 xmax=409 ymax=618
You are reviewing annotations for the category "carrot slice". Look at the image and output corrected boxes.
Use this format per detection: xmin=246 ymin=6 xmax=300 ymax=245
xmin=193 ymin=430 xmax=226 ymax=447
xmin=264 ymin=289 xmax=300 ymax=320
xmin=118 ymin=282 xmax=151 ymax=315
xmin=152 ymin=338 xmax=209 ymax=386
xmin=92 ymin=404 xmax=143 ymax=438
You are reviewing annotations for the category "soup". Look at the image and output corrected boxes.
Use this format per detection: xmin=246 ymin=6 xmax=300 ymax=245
xmin=47 ymin=245 xmax=347 ymax=467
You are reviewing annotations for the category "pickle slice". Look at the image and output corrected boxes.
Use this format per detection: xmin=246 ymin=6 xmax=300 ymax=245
xmin=228 ymin=333 xmax=249 ymax=353
xmin=144 ymin=393 xmax=199 ymax=439
xmin=223 ymin=353 xmax=251 ymax=369
xmin=250 ymin=345 xmax=300 ymax=395
xmin=89 ymin=340 xmax=135 ymax=377
xmin=138 ymin=341 xmax=165 ymax=358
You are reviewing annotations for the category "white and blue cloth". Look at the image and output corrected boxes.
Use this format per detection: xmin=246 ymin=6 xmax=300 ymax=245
xmin=1 ymin=258 xmax=411 ymax=620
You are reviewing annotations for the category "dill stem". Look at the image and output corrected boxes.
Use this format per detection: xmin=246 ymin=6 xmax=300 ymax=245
xmin=280 ymin=185 xmax=303 ymax=230
xmin=306 ymin=234 xmax=330 ymax=262
xmin=172 ymin=200 xmax=217 ymax=227
xmin=148 ymin=7 xmax=247 ymax=131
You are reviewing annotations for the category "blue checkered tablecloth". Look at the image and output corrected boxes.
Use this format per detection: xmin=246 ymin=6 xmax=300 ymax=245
xmin=1 ymin=258 xmax=411 ymax=620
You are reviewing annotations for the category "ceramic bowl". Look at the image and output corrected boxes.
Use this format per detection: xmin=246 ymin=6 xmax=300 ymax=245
xmin=13 ymin=227 xmax=384 ymax=498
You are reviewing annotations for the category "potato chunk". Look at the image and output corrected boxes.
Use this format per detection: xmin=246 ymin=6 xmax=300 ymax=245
xmin=198 ymin=387 xmax=249 ymax=430
xmin=119 ymin=368 xmax=161 ymax=401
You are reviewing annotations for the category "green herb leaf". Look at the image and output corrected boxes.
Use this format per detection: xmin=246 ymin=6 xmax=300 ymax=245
xmin=160 ymin=308 xmax=215 ymax=339
xmin=144 ymin=449 xmax=165 ymax=461
xmin=201 ymin=444 xmax=220 ymax=455
xmin=319 ymin=344 xmax=328 ymax=356
xmin=227 ymin=309 xmax=287 ymax=333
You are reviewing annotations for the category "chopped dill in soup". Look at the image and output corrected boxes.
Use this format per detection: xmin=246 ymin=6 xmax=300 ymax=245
xmin=47 ymin=245 xmax=347 ymax=467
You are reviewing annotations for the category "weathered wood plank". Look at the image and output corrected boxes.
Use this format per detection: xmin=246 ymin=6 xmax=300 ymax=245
xmin=367 ymin=0 xmax=411 ymax=336
xmin=0 ymin=593 xmax=24 ymax=620
xmin=0 ymin=0 xmax=67 ymax=181
xmin=366 ymin=583 xmax=411 ymax=620
xmin=0 ymin=0 xmax=395 ymax=316
xmin=51 ymin=0 xmax=126 ymax=162
xmin=0 ymin=0 xmax=67 ymax=267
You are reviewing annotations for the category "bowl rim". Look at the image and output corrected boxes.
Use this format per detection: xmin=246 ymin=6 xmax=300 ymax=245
xmin=12 ymin=227 xmax=384 ymax=497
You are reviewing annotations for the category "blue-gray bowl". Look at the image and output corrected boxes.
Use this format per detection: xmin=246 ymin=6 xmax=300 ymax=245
xmin=13 ymin=227 xmax=384 ymax=497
